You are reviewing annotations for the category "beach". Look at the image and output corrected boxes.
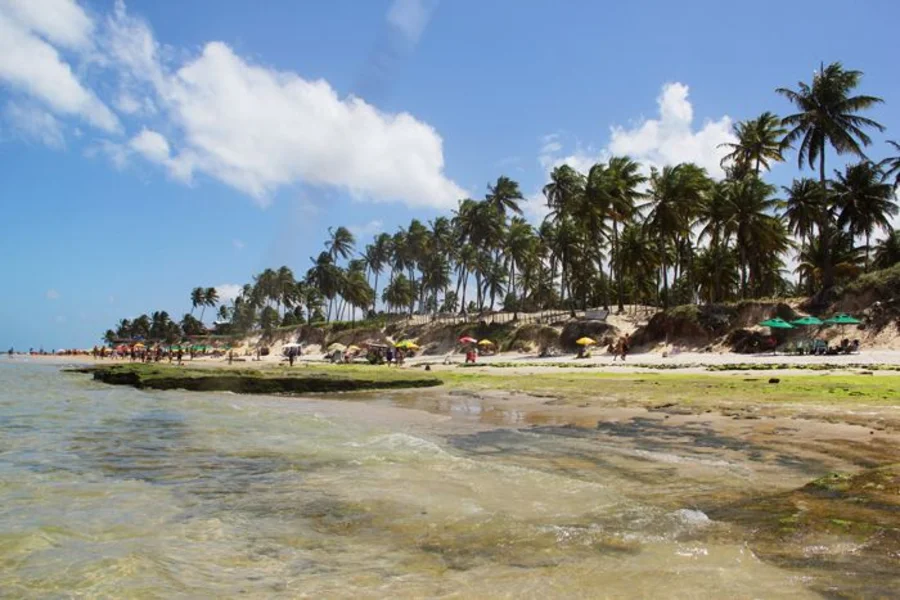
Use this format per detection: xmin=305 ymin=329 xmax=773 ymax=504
xmin=4 ymin=358 xmax=900 ymax=596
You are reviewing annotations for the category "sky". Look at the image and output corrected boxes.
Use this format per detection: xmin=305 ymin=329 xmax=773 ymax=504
xmin=1 ymin=0 xmax=899 ymax=350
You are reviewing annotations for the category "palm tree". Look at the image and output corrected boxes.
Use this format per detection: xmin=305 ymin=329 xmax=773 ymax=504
xmin=642 ymin=163 xmax=709 ymax=306
xmin=341 ymin=268 xmax=374 ymax=323
xmin=325 ymin=226 xmax=356 ymax=262
xmin=365 ymin=233 xmax=391 ymax=313
xmin=504 ymin=217 xmax=534 ymax=318
xmin=307 ymin=252 xmax=342 ymax=320
xmin=275 ymin=266 xmax=296 ymax=316
xmin=603 ymin=156 xmax=646 ymax=311
xmin=873 ymin=230 xmax=900 ymax=270
xmin=420 ymin=253 xmax=451 ymax=315
xmin=833 ymin=161 xmax=898 ymax=270
xmin=880 ymin=141 xmax=900 ymax=189
xmin=485 ymin=175 xmax=524 ymax=217
xmin=718 ymin=177 xmax=784 ymax=297
xmin=718 ymin=111 xmax=787 ymax=177
xmin=777 ymin=62 xmax=884 ymax=289
xmin=382 ymin=274 xmax=415 ymax=313
xmin=782 ymin=178 xmax=826 ymax=249
xmin=190 ymin=287 xmax=204 ymax=316
xmin=200 ymin=287 xmax=218 ymax=322
xmin=618 ymin=224 xmax=658 ymax=309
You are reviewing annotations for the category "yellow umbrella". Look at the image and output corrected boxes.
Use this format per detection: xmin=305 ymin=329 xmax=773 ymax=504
xmin=395 ymin=340 xmax=418 ymax=349
xmin=347 ymin=344 xmax=360 ymax=352
xmin=133 ymin=342 xmax=145 ymax=349
xmin=477 ymin=339 xmax=494 ymax=346
xmin=575 ymin=337 xmax=596 ymax=346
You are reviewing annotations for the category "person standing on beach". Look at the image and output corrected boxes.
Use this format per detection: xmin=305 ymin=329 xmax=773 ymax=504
xmin=621 ymin=334 xmax=630 ymax=361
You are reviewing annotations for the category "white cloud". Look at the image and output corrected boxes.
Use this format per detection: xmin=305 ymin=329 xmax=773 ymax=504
xmin=4 ymin=101 xmax=65 ymax=148
xmin=232 ymin=239 xmax=245 ymax=251
xmin=349 ymin=219 xmax=384 ymax=238
xmin=128 ymin=127 xmax=170 ymax=163
xmin=607 ymin=82 xmax=733 ymax=178
xmin=46 ymin=289 xmax=60 ymax=300
xmin=1 ymin=1 xmax=465 ymax=211
xmin=387 ymin=0 xmax=436 ymax=44
xmin=158 ymin=41 xmax=463 ymax=207
xmin=524 ymin=82 xmax=736 ymax=225
xmin=536 ymin=82 xmax=734 ymax=183
xmin=86 ymin=139 xmax=129 ymax=170
xmin=0 ymin=5 xmax=119 ymax=132
xmin=215 ymin=284 xmax=242 ymax=303
xmin=0 ymin=0 xmax=94 ymax=50
xmin=97 ymin=4 xmax=463 ymax=209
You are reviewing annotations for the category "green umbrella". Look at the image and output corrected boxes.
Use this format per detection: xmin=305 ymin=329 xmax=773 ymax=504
xmin=825 ymin=313 xmax=862 ymax=325
xmin=759 ymin=318 xmax=794 ymax=329
xmin=791 ymin=316 xmax=824 ymax=326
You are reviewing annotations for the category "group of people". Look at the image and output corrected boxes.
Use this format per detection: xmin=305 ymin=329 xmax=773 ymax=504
xmin=92 ymin=345 xmax=185 ymax=364
xmin=609 ymin=334 xmax=630 ymax=361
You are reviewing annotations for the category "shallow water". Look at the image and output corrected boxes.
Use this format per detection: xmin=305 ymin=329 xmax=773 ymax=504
xmin=0 ymin=360 xmax=881 ymax=598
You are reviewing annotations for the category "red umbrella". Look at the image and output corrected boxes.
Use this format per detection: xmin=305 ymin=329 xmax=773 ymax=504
xmin=458 ymin=336 xmax=477 ymax=344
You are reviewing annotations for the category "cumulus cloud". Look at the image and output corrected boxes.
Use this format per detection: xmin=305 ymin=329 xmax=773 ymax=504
xmin=0 ymin=0 xmax=463 ymax=211
xmin=128 ymin=127 xmax=170 ymax=164
xmin=607 ymin=83 xmax=733 ymax=177
xmin=523 ymin=83 xmax=736 ymax=225
xmin=539 ymin=83 xmax=734 ymax=181
xmin=349 ymin=219 xmax=384 ymax=238
xmin=0 ymin=2 xmax=119 ymax=132
xmin=146 ymin=41 xmax=465 ymax=208
xmin=4 ymin=101 xmax=65 ymax=148
xmin=215 ymin=284 xmax=242 ymax=303
xmin=99 ymin=1 xmax=462 ymax=209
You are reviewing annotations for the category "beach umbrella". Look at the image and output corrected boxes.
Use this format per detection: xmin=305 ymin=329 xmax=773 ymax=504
xmin=394 ymin=340 xmax=418 ymax=349
xmin=327 ymin=343 xmax=347 ymax=352
xmin=759 ymin=318 xmax=794 ymax=329
xmin=477 ymin=339 xmax=494 ymax=346
xmin=791 ymin=316 xmax=824 ymax=326
xmin=133 ymin=342 xmax=145 ymax=348
xmin=458 ymin=336 xmax=477 ymax=344
xmin=825 ymin=313 xmax=862 ymax=325
xmin=347 ymin=344 xmax=360 ymax=352
xmin=575 ymin=337 xmax=597 ymax=346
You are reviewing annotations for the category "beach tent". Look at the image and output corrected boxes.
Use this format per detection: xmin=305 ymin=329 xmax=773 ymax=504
xmin=759 ymin=318 xmax=793 ymax=329
xmin=575 ymin=337 xmax=597 ymax=346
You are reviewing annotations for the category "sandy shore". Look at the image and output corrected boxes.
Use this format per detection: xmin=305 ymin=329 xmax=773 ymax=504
xmin=14 ymin=346 xmax=900 ymax=375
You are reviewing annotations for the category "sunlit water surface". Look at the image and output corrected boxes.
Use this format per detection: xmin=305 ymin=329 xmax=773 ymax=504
xmin=0 ymin=361 xmax=828 ymax=598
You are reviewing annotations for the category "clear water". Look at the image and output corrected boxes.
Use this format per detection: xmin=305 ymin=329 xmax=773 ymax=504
xmin=0 ymin=361 xmax=829 ymax=598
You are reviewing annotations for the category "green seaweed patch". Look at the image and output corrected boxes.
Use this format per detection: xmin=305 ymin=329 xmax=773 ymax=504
xmin=85 ymin=364 xmax=442 ymax=395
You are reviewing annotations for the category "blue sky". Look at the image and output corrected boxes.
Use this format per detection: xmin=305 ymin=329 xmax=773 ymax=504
xmin=1 ymin=0 xmax=899 ymax=350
